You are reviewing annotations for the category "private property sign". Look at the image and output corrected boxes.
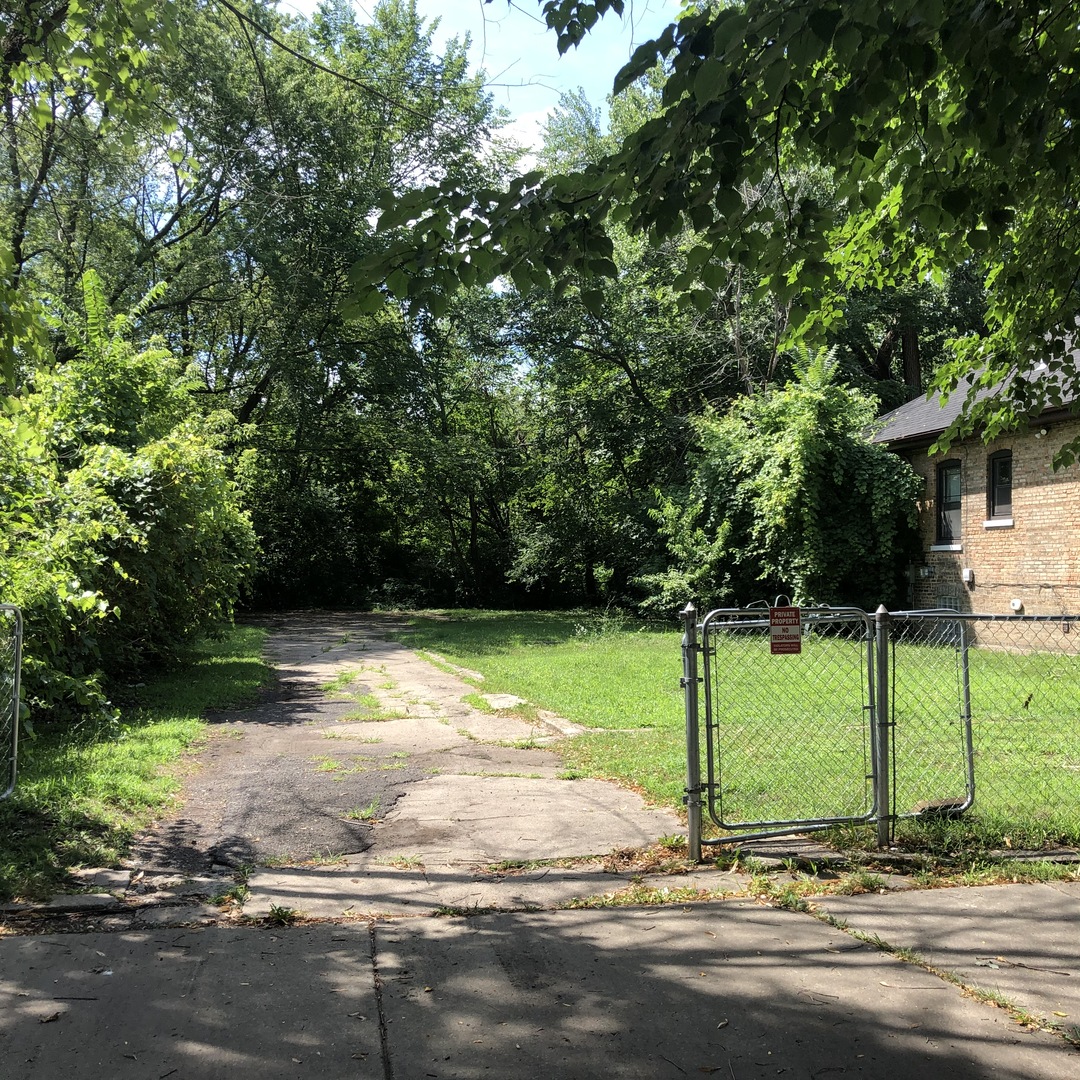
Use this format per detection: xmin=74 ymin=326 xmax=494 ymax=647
xmin=769 ymin=606 xmax=802 ymax=655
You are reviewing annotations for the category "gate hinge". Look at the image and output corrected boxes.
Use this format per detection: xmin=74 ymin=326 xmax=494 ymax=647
xmin=679 ymin=676 xmax=704 ymax=688
xmin=682 ymin=785 xmax=705 ymax=805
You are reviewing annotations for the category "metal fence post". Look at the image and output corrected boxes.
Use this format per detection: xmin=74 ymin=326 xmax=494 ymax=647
xmin=1 ymin=605 xmax=22 ymax=801
xmin=958 ymin=618 xmax=976 ymax=809
xmin=874 ymin=604 xmax=891 ymax=848
xmin=681 ymin=603 xmax=702 ymax=862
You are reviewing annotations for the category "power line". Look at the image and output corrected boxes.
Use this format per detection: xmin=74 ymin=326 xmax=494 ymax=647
xmin=215 ymin=0 xmax=464 ymax=123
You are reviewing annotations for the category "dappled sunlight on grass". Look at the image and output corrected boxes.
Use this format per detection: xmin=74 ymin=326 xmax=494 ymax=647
xmin=0 ymin=625 xmax=270 ymax=902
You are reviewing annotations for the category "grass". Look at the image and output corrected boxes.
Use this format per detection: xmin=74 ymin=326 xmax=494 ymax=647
xmin=396 ymin=610 xmax=1080 ymax=854
xmin=309 ymin=754 xmax=372 ymax=775
xmin=400 ymin=611 xmax=680 ymax=731
xmin=341 ymin=707 xmax=408 ymax=722
xmin=322 ymin=668 xmax=364 ymax=694
xmin=211 ymin=880 xmax=250 ymax=908
xmin=386 ymin=854 xmax=423 ymax=869
xmin=325 ymin=678 xmax=412 ymax=723
xmin=565 ymin=883 xmax=731 ymax=908
xmin=266 ymin=903 xmax=302 ymax=925
xmin=0 ymin=625 xmax=272 ymax=902
xmin=344 ymin=798 xmax=381 ymax=822
xmin=462 ymin=691 xmax=540 ymax=723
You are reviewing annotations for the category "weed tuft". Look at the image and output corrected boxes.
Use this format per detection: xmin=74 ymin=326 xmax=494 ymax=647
xmin=344 ymin=799 xmax=381 ymax=822
xmin=266 ymin=904 xmax=301 ymax=926
xmin=322 ymin=669 xmax=363 ymax=694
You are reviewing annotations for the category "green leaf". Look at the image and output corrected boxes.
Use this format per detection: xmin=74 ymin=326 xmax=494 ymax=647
xmin=690 ymin=288 xmax=713 ymax=312
xmin=787 ymin=30 xmax=824 ymax=70
xmin=711 ymin=10 xmax=749 ymax=56
xmin=614 ymin=40 xmax=660 ymax=96
xmin=386 ymin=269 xmax=410 ymax=298
xmin=587 ymin=257 xmax=619 ymax=278
xmin=808 ymin=8 xmax=841 ymax=43
xmin=701 ymin=262 xmax=728 ymax=290
xmin=580 ymin=288 xmax=605 ymax=315
xmin=357 ymin=287 xmax=387 ymax=314
xmin=685 ymin=244 xmax=712 ymax=270
xmin=693 ymin=57 xmax=725 ymax=104
xmin=688 ymin=203 xmax=714 ymax=232
xmin=714 ymin=187 xmax=743 ymax=219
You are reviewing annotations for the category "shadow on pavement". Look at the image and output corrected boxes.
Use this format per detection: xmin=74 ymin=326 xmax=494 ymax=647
xmin=2 ymin=901 xmax=1075 ymax=1080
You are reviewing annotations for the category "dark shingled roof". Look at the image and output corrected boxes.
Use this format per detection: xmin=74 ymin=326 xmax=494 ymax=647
xmin=872 ymin=384 xmax=974 ymax=446
xmin=873 ymin=357 xmax=1079 ymax=448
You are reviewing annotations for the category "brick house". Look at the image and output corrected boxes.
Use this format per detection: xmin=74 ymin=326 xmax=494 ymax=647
xmin=873 ymin=379 xmax=1080 ymax=617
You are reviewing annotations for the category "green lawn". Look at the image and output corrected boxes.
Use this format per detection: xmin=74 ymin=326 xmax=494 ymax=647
xmin=0 ymin=625 xmax=270 ymax=902
xmin=400 ymin=610 xmax=1080 ymax=852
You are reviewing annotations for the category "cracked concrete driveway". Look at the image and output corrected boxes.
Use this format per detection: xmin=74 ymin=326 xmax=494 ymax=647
xmin=128 ymin=611 xmax=685 ymax=913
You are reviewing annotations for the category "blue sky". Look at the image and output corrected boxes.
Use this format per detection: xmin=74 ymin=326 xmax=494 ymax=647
xmin=277 ymin=0 xmax=680 ymax=144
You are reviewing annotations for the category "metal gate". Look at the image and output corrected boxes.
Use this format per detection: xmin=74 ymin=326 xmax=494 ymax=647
xmin=1 ymin=605 xmax=22 ymax=800
xmin=682 ymin=604 xmax=882 ymax=854
xmin=681 ymin=603 xmax=980 ymax=856
xmin=886 ymin=611 xmax=975 ymax=826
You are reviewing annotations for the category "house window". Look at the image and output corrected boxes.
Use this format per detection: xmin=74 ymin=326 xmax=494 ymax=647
xmin=988 ymin=450 xmax=1012 ymax=519
xmin=936 ymin=460 xmax=961 ymax=543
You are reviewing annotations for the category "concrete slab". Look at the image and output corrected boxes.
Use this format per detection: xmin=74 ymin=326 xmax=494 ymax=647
xmin=243 ymin=863 xmax=641 ymax=918
xmin=131 ymin=903 xmax=221 ymax=927
xmin=43 ymin=894 xmax=122 ymax=912
xmin=376 ymin=903 xmax=1077 ymax=1079
xmin=479 ymin=693 xmax=527 ymax=709
xmin=371 ymin=774 xmax=683 ymax=861
xmin=243 ymin=861 xmax=749 ymax=920
xmin=0 ymin=925 xmax=381 ymax=1080
xmin=816 ymin=882 xmax=1080 ymax=1026
xmin=68 ymin=868 xmax=131 ymax=892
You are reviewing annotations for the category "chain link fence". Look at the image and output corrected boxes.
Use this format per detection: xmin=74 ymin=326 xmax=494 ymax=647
xmin=0 ymin=605 xmax=22 ymax=800
xmin=685 ymin=604 xmax=1080 ymax=855
xmin=890 ymin=612 xmax=1080 ymax=846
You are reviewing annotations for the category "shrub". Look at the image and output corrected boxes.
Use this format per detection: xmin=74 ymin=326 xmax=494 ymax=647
xmin=0 ymin=272 xmax=256 ymax=721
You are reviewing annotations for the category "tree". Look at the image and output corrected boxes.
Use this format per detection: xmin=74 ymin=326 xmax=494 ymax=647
xmin=0 ymin=0 xmax=177 ymax=387
xmin=3 ymin=0 xmax=520 ymax=610
xmin=353 ymin=0 xmax=1080 ymax=465
xmin=641 ymin=349 xmax=922 ymax=612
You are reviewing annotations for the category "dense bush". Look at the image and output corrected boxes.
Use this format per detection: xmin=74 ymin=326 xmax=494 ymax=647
xmin=640 ymin=349 xmax=922 ymax=612
xmin=0 ymin=274 xmax=257 ymax=721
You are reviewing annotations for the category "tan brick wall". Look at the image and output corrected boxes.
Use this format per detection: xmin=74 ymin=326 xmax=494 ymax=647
xmin=901 ymin=419 xmax=1080 ymax=617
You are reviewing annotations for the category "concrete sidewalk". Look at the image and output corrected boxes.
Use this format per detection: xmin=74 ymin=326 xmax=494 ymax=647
xmin=2 ymin=613 xmax=1079 ymax=1079
xmin=2 ymin=896 xmax=1078 ymax=1079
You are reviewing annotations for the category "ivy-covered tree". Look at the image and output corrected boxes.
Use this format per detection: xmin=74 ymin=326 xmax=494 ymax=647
xmin=641 ymin=349 xmax=922 ymax=612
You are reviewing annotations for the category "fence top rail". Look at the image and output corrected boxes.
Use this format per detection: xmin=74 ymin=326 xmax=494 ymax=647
xmin=700 ymin=605 xmax=873 ymax=632
xmin=891 ymin=610 xmax=1079 ymax=623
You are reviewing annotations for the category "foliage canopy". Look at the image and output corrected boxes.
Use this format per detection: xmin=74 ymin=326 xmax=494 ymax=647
xmin=355 ymin=0 xmax=1080 ymax=461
